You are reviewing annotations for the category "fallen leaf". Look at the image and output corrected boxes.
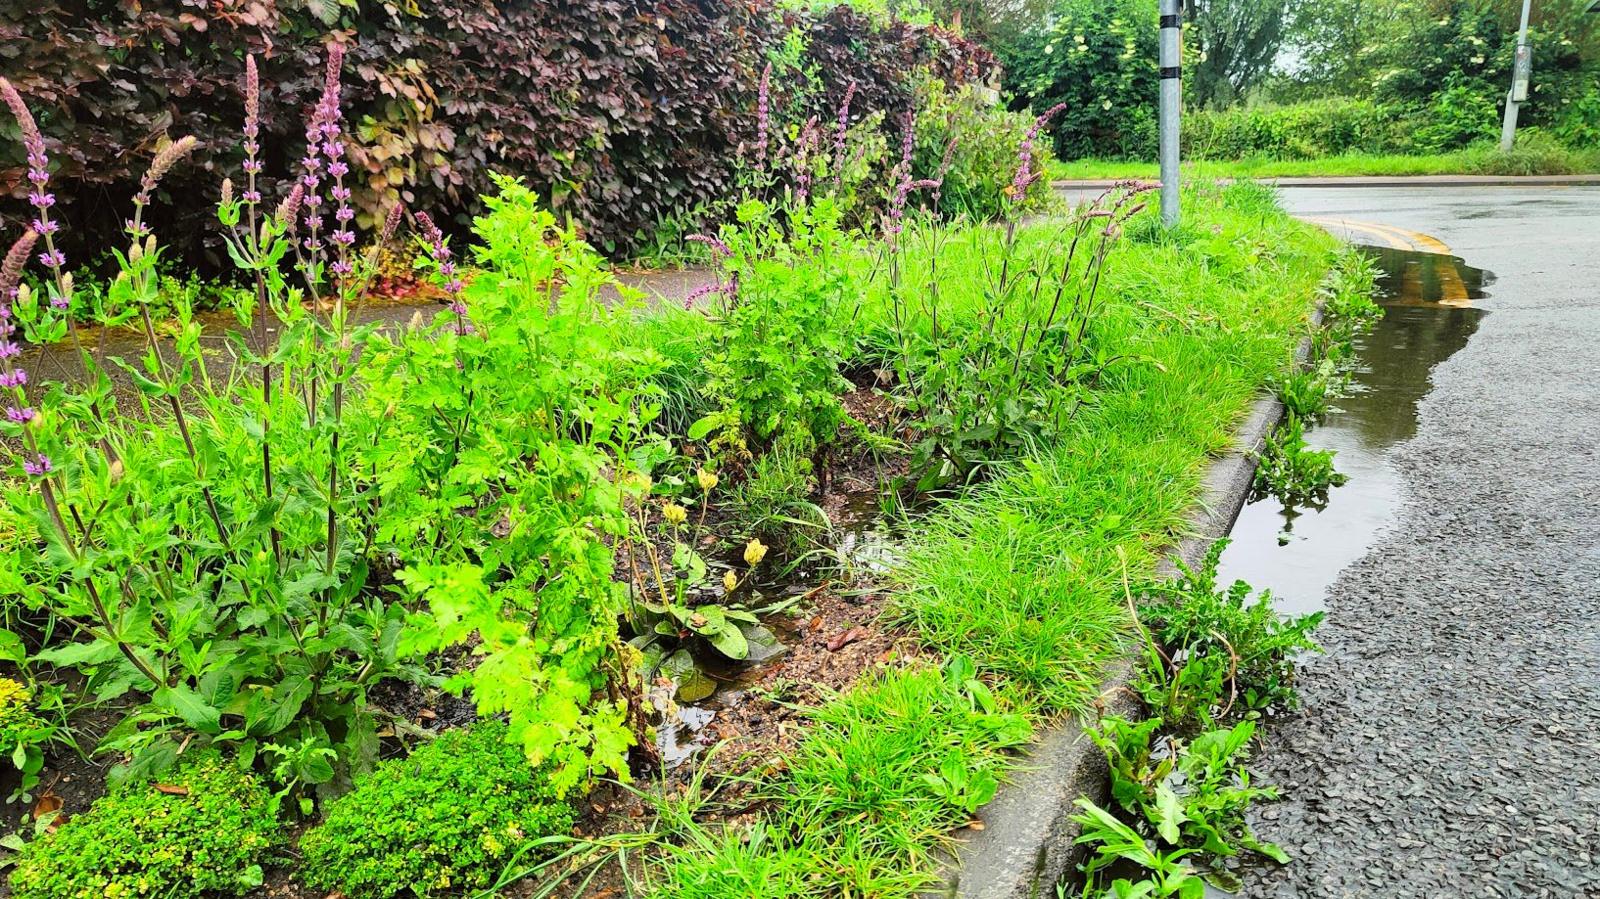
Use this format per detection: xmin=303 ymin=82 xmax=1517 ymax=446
xmin=154 ymin=784 xmax=190 ymax=796
xmin=32 ymin=793 xmax=61 ymax=819
xmin=827 ymin=627 xmax=869 ymax=652
xmin=967 ymin=820 xmax=985 ymax=831
xmin=418 ymin=708 xmax=436 ymax=720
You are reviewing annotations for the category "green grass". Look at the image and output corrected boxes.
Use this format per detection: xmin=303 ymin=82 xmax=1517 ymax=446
xmin=1051 ymin=145 xmax=1600 ymax=182
xmin=630 ymin=183 xmax=1339 ymax=896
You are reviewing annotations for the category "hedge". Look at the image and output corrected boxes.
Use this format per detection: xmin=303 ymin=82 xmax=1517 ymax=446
xmin=0 ymin=0 xmax=993 ymax=265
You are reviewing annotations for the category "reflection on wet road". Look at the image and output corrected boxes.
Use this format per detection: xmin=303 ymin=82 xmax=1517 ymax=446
xmin=1214 ymin=246 xmax=1490 ymax=616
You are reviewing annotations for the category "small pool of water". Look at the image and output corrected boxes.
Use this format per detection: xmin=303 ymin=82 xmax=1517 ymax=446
xmin=1213 ymin=246 xmax=1491 ymax=616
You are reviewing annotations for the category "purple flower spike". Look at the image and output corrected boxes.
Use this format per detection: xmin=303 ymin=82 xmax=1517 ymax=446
xmin=686 ymin=234 xmax=731 ymax=260
xmin=0 ymin=342 xmax=18 ymax=359
xmin=754 ymin=63 xmax=772 ymax=170
xmin=6 ymin=406 xmax=35 ymax=423
xmin=1011 ymin=103 xmax=1068 ymax=202
xmin=1 ymin=230 xmax=39 ymax=300
xmin=23 ymin=454 xmax=50 ymax=477
xmin=0 ymin=369 xmax=27 ymax=388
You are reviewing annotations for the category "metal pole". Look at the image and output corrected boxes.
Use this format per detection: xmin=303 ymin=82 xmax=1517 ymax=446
xmin=1500 ymin=0 xmax=1533 ymax=151
xmin=1159 ymin=0 xmax=1182 ymax=227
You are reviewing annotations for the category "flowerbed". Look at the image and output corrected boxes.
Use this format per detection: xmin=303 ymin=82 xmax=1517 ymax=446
xmin=0 ymin=35 xmax=1337 ymax=899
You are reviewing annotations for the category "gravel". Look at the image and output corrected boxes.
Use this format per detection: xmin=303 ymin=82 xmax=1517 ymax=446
xmin=1243 ymin=189 xmax=1600 ymax=898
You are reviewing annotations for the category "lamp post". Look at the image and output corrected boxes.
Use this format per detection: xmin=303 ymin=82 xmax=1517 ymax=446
xmin=1499 ymin=0 xmax=1534 ymax=151
xmin=1158 ymin=0 xmax=1182 ymax=226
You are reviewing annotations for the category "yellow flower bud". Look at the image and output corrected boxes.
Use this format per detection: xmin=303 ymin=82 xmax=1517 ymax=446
xmin=743 ymin=538 xmax=768 ymax=566
xmin=697 ymin=468 xmax=718 ymax=491
xmin=663 ymin=502 xmax=688 ymax=525
xmin=723 ymin=570 xmax=738 ymax=592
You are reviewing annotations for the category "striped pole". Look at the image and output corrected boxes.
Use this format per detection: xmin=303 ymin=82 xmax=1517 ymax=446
xmin=1159 ymin=0 xmax=1182 ymax=227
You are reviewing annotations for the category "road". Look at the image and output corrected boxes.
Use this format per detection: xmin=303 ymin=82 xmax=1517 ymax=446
xmin=1239 ymin=186 xmax=1600 ymax=897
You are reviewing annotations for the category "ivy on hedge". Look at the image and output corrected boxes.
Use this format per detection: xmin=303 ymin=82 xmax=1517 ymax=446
xmin=0 ymin=0 xmax=993 ymax=264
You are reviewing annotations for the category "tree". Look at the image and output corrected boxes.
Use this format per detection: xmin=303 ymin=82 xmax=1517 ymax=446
xmin=1185 ymin=0 xmax=1293 ymax=107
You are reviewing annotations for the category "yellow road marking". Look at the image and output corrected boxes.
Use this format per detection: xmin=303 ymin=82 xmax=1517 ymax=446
xmin=1297 ymin=216 xmax=1412 ymax=250
xmin=1358 ymin=220 xmax=1453 ymax=255
xmin=1296 ymin=216 xmax=1453 ymax=255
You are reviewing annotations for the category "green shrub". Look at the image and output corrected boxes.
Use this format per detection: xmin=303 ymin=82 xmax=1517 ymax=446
xmin=298 ymin=722 xmax=576 ymax=898
xmin=913 ymin=80 xmax=1058 ymax=221
xmin=1185 ymin=97 xmax=1412 ymax=159
xmin=0 ymin=677 xmax=51 ymax=803
xmin=1461 ymin=130 xmax=1592 ymax=176
xmin=1002 ymin=0 xmax=1161 ymax=160
xmin=9 ymin=751 xmax=278 ymax=899
xmin=1410 ymin=84 xmax=1499 ymax=152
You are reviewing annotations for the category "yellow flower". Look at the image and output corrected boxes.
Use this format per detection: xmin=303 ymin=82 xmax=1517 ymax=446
xmin=723 ymin=570 xmax=738 ymax=592
xmin=663 ymin=503 xmax=688 ymax=525
xmin=743 ymin=538 xmax=768 ymax=566
xmin=697 ymin=468 xmax=719 ymax=492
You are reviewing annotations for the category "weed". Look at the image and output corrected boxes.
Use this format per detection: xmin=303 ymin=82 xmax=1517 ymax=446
xmin=722 ymin=430 xmax=831 ymax=556
xmin=1075 ymin=717 xmax=1285 ymax=895
xmin=1142 ymin=540 xmax=1323 ymax=722
xmin=1253 ymin=412 xmax=1347 ymax=506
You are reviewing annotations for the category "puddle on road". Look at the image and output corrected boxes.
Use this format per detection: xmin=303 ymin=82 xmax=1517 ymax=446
xmin=1213 ymin=246 xmax=1491 ymax=617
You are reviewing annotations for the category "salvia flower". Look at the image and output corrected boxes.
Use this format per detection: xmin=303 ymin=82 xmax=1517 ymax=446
xmin=754 ymin=63 xmax=772 ymax=170
xmin=686 ymin=233 xmax=730 ymax=260
xmin=276 ymin=183 xmax=305 ymax=232
xmin=1 ymin=230 xmax=39 ymax=300
xmin=834 ymin=82 xmax=856 ymax=160
xmin=1011 ymin=103 xmax=1068 ymax=203
xmin=243 ymin=55 xmax=261 ymax=142
xmin=1 ymin=79 xmax=69 ymax=277
xmin=22 ymin=455 xmax=50 ymax=477
xmin=135 ymin=135 xmax=200 ymax=208
xmin=6 ymin=406 xmax=35 ymax=424
xmin=794 ymin=117 xmax=820 ymax=204
xmin=0 ymin=370 xmax=26 ymax=388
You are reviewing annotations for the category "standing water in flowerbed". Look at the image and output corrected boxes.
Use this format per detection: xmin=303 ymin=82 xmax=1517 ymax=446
xmin=0 ymin=38 xmax=1348 ymax=899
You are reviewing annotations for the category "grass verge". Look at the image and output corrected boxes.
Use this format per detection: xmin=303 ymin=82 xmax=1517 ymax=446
xmin=634 ymin=183 xmax=1340 ymax=897
xmin=1051 ymin=144 xmax=1600 ymax=182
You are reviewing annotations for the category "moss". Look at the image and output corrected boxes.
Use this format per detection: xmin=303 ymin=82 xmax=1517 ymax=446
xmin=298 ymin=721 xmax=575 ymax=898
xmin=9 ymin=750 xmax=278 ymax=899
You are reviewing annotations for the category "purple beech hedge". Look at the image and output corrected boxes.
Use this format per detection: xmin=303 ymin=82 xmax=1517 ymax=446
xmin=0 ymin=0 xmax=994 ymax=267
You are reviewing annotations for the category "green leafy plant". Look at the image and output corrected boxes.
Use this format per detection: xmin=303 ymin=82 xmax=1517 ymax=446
xmin=8 ymin=750 xmax=277 ymax=899
xmin=690 ymin=196 xmax=860 ymax=461
xmin=619 ymin=463 xmax=783 ymax=704
xmin=371 ymin=175 xmax=666 ymax=791
xmin=1270 ymin=359 xmax=1339 ymax=421
xmin=1253 ymin=412 xmax=1346 ymax=506
xmin=1071 ymin=798 xmax=1205 ymax=899
xmin=1077 ymin=716 xmax=1284 ymax=895
xmin=0 ymin=678 xmax=52 ymax=803
xmin=1143 ymin=540 xmax=1323 ymax=719
xmin=0 ymin=57 xmax=423 ymax=793
xmin=885 ymin=181 xmax=1153 ymax=489
xmin=299 ymin=722 xmax=576 ymax=898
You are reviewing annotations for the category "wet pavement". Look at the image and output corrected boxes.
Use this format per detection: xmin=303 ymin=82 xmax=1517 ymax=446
xmin=1240 ymin=186 xmax=1600 ymax=897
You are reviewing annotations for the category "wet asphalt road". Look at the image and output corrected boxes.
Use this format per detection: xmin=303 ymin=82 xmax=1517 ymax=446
xmin=1240 ymin=186 xmax=1600 ymax=897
